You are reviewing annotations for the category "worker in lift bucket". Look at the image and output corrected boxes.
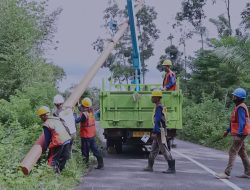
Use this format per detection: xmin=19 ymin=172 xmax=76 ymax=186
xmin=143 ymin=90 xmax=176 ymax=174
xmin=162 ymin=59 xmax=176 ymax=91
xmin=74 ymin=97 xmax=104 ymax=169
xmin=215 ymin=88 xmax=250 ymax=179
xmin=36 ymin=106 xmax=71 ymax=174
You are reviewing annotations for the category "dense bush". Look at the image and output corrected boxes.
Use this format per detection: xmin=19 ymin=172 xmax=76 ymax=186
xmin=0 ymin=84 xmax=89 ymax=190
xmin=180 ymin=96 xmax=250 ymax=153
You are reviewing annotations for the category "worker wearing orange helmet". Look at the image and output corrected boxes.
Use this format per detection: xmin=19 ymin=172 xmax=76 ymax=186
xmin=74 ymin=97 xmax=104 ymax=169
xmin=36 ymin=106 xmax=71 ymax=173
xmin=143 ymin=90 xmax=175 ymax=174
xmin=162 ymin=59 xmax=176 ymax=91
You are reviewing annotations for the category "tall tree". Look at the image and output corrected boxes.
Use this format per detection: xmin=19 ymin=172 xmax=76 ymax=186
xmin=225 ymin=0 xmax=232 ymax=35
xmin=0 ymin=0 xmax=64 ymax=99
xmin=187 ymin=37 xmax=250 ymax=102
xmin=241 ymin=3 xmax=250 ymax=32
xmin=137 ymin=5 xmax=160 ymax=83
xmin=92 ymin=1 xmax=159 ymax=84
xmin=211 ymin=0 xmax=232 ymax=35
xmin=176 ymin=0 xmax=207 ymax=50
xmin=209 ymin=14 xmax=231 ymax=37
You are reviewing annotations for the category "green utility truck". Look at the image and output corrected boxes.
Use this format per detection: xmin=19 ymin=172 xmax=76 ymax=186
xmin=99 ymin=80 xmax=183 ymax=153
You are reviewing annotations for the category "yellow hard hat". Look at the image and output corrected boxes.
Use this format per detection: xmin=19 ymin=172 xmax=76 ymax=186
xmin=81 ymin=97 xmax=92 ymax=107
xmin=162 ymin=59 xmax=172 ymax=66
xmin=36 ymin=106 xmax=50 ymax=116
xmin=151 ymin=90 xmax=163 ymax=97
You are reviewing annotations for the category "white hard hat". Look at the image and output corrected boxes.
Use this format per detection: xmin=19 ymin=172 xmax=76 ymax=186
xmin=53 ymin=94 xmax=65 ymax=104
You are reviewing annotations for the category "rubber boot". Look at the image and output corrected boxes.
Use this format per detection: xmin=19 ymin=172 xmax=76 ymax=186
xmin=95 ymin=156 xmax=104 ymax=169
xmin=163 ymin=159 xmax=175 ymax=174
xmin=143 ymin=158 xmax=154 ymax=172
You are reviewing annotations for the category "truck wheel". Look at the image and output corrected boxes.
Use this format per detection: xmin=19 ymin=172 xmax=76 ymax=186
xmin=106 ymin=139 xmax=114 ymax=148
xmin=114 ymin=140 xmax=122 ymax=154
xmin=107 ymin=139 xmax=115 ymax=154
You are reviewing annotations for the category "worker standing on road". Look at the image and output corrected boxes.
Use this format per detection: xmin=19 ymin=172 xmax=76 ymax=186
xmin=144 ymin=90 xmax=176 ymax=174
xmin=53 ymin=94 xmax=77 ymax=140
xmin=74 ymin=97 xmax=104 ymax=169
xmin=216 ymin=88 xmax=250 ymax=179
xmin=36 ymin=106 xmax=71 ymax=174
xmin=162 ymin=59 xmax=176 ymax=91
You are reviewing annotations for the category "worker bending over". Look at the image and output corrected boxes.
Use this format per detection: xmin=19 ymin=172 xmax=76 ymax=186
xmin=36 ymin=106 xmax=71 ymax=173
xmin=53 ymin=94 xmax=77 ymax=156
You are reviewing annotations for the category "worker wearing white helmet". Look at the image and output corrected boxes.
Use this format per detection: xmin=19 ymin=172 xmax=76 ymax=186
xmin=74 ymin=97 xmax=104 ymax=169
xmin=162 ymin=59 xmax=176 ymax=91
xmin=52 ymin=94 xmax=76 ymax=137
xmin=53 ymin=94 xmax=65 ymax=117
xmin=36 ymin=106 xmax=71 ymax=173
xmin=52 ymin=94 xmax=77 ymax=159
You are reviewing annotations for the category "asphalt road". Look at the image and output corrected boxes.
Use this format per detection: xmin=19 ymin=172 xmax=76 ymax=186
xmin=74 ymin=123 xmax=250 ymax=190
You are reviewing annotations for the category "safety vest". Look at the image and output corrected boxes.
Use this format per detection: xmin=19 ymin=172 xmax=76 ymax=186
xmin=80 ymin=111 xmax=96 ymax=138
xmin=152 ymin=104 xmax=167 ymax=128
xmin=231 ymin=103 xmax=250 ymax=136
xmin=43 ymin=116 xmax=71 ymax=149
xmin=163 ymin=70 xmax=176 ymax=91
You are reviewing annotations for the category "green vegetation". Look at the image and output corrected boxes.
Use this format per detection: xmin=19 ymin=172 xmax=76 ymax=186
xmin=160 ymin=1 xmax=250 ymax=153
xmin=0 ymin=0 xmax=86 ymax=189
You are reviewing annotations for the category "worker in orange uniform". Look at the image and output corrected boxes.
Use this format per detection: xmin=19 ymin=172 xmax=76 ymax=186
xmin=162 ymin=59 xmax=176 ymax=91
xmin=74 ymin=97 xmax=104 ymax=169
xmin=215 ymin=88 xmax=250 ymax=179
xmin=144 ymin=90 xmax=175 ymax=174
xmin=36 ymin=106 xmax=71 ymax=174
xmin=162 ymin=59 xmax=177 ymax=149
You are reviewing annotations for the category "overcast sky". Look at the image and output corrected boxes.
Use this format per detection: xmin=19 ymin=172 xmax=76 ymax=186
xmin=46 ymin=0 xmax=248 ymax=92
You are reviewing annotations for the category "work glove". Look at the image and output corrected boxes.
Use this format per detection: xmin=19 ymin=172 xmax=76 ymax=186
xmin=223 ymin=131 xmax=228 ymax=138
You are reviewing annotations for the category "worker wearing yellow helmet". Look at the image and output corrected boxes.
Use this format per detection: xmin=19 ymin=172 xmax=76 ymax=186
xmin=162 ymin=59 xmax=176 ymax=91
xmin=36 ymin=106 xmax=71 ymax=173
xmin=144 ymin=90 xmax=175 ymax=174
xmin=74 ymin=97 xmax=104 ymax=169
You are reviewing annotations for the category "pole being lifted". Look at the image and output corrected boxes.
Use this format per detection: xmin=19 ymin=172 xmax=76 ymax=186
xmin=64 ymin=0 xmax=143 ymax=107
xmin=20 ymin=0 xmax=143 ymax=175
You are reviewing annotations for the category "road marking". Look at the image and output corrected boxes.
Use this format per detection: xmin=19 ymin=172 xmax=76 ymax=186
xmin=172 ymin=149 xmax=243 ymax=190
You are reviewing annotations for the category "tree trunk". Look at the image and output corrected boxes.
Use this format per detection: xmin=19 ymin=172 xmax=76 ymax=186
xmin=200 ymin=32 xmax=204 ymax=51
xmin=225 ymin=0 xmax=232 ymax=35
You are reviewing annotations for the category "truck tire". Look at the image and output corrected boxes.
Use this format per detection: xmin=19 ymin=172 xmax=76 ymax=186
xmin=114 ymin=140 xmax=122 ymax=154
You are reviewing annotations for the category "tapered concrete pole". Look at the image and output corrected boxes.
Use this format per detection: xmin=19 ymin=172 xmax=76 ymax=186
xmin=20 ymin=0 xmax=143 ymax=175
xmin=20 ymin=134 xmax=45 ymax=175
